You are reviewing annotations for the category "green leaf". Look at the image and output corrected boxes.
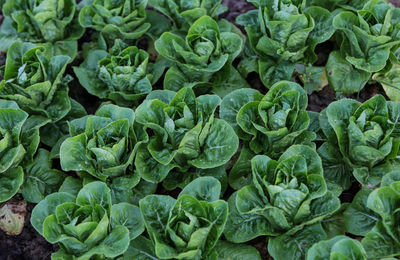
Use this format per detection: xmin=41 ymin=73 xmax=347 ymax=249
xmin=344 ymin=188 xmax=378 ymax=236
xmin=214 ymin=240 xmax=261 ymax=260
xmin=0 ymin=167 xmax=24 ymax=203
xmin=326 ymin=51 xmax=371 ymax=94
xmin=189 ymin=119 xmax=239 ymax=169
xmin=111 ymin=203 xmax=145 ymax=240
xmin=228 ymin=146 xmax=256 ymax=190
xmin=373 ymin=64 xmax=400 ymax=101
xmin=224 ymin=192 xmax=279 ymax=243
xmin=268 ymin=224 xmax=327 ymax=260
xmin=121 ymin=236 xmax=158 ymax=260
xmin=179 ymin=176 xmax=221 ymax=202
xmin=306 ymin=236 xmax=368 ymax=260
xmin=76 ymin=181 xmax=112 ymax=210
xmin=21 ymin=149 xmax=66 ymax=203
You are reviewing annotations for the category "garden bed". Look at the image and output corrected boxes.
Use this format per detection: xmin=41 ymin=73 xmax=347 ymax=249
xmin=1 ymin=0 xmax=400 ymax=259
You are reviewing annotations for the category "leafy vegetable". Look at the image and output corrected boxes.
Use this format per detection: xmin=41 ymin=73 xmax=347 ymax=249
xmin=79 ymin=0 xmax=150 ymax=43
xmin=74 ymin=40 xmax=152 ymax=107
xmin=135 ymin=87 xmax=238 ymax=189
xmin=318 ymin=94 xmax=400 ymax=190
xmin=0 ymin=100 xmax=45 ymax=202
xmin=327 ymin=0 xmax=400 ymax=93
xmin=60 ymin=104 xmax=146 ymax=203
xmin=221 ymin=81 xmax=316 ymax=189
xmin=224 ymin=145 xmax=340 ymax=259
xmin=148 ymin=0 xmax=227 ymax=32
xmin=31 ymin=181 xmax=144 ymax=259
xmin=155 ymin=15 xmax=244 ymax=95
xmin=0 ymin=0 xmax=84 ymax=58
xmin=139 ymin=177 xmax=228 ymax=259
xmin=361 ymin=180 xmax=400 ymax=258
xmin=236 ymin=0 xmax=335 ymax=86
xmin=0 ymin=42 xmax=73 ymax=123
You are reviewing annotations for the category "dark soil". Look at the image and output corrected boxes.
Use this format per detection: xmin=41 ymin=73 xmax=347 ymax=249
xmin=221 ymin=0 xmax=256 ymax=23
xmin=0 ymin=1 xmax=399 ymax=260
xmin=0 ymin=203 xmax=58 ymax=260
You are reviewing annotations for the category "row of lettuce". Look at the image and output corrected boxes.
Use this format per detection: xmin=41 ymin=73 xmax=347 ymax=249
xmin=0 ymin=0 xmax=399 ymax=259
xmin=1 ymin=0 xmax=400 ymax=98
xmin=1 ymin=76 xmax=400 ymax=259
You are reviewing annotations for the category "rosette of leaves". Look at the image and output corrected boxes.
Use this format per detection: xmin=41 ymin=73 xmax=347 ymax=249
xmin=0 ymin=0 xmax=84 ymax=58
xmin=148 ymin=0 xmax=228 ymax=32
xmin=306 ymin=236 xmax=368 ymax=260
xmin=139 ymin=177 xmax=229 ymax=259
xmin=0 ymin=42 xmax=73 ymax=123
xmin=60 ymin=104 xmax=150 ymax=203
xmin=154 ymin=15 xmax=245 ymax=95
xmin=79 ymin=0 xmax=150 ymax=43
xmin=318 ymin=94 xmax=400 ymax=191
xmin=31 ymin=181 xmax=145 ymax=259
xmin=0 ymin=100 xmax=44 ymax=202
xmin=358 ymin=180 xmax=400 ymax=258
xmin=134 ymin=88 xmax=238 ymax=189
xmin=326 ymin=0 xmax=400 ymax=94
xmin=220 ymin=81 xmax=316 ymax=189
xmin=236 ymin=0 xmax=335 ymax=87
xmin=224 ymin=145 xmax=341 ymax=259
xmin=74 ymin=40 xmax=152 ymax=107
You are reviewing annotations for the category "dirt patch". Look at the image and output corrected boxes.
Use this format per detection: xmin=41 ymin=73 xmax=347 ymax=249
xmin=391 ymin=0 xmax=400 ymax=7
xmin=0 ymin=202 xmax=57 ymax=260
xmin=221 ymin=0 xmax=256 ymax=24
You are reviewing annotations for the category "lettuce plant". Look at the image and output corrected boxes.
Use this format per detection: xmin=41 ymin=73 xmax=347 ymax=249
xmin=360 ymin=180 xmax=400 ymax=258
xmin=148 ymin=0 xmax=227 ymax=32
xmin=318 ymin=94 xmax=400 ymax=190
xmin=155 ymin=15 xmax=244 ymax=95
xmin=79 ymin=0 xmax=150 ymax=42
xmin=74 ymin=40 xmax=152 ymax=107
xmin=220 ymin=81 xmax=316 ymax=189
xmin=31 ymin=181 xmax=145 ymax=259
xmin=0 ymin=100 xmax=41 ymax=202
xmin=306 ymin=236 xmax=368 ymax=260
xmin=236 ymin=0 xmax=335 ymax=87
xmin=224 ymin=145 xmax=340 ymax=259
xmin=0 ymin=42 xmax=73 ymax=123
xmin=134 ymin=88 xmax=238 ymax=189
xmin=326 ymin=0 xmax=400 ymax=93
xmin=60 ymin=104 xmax=148 ymax=203
xmin=0 ymin=0 xmax=84 ymax=58
xmin=139 ymin=177 xmax=228 ymax=259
